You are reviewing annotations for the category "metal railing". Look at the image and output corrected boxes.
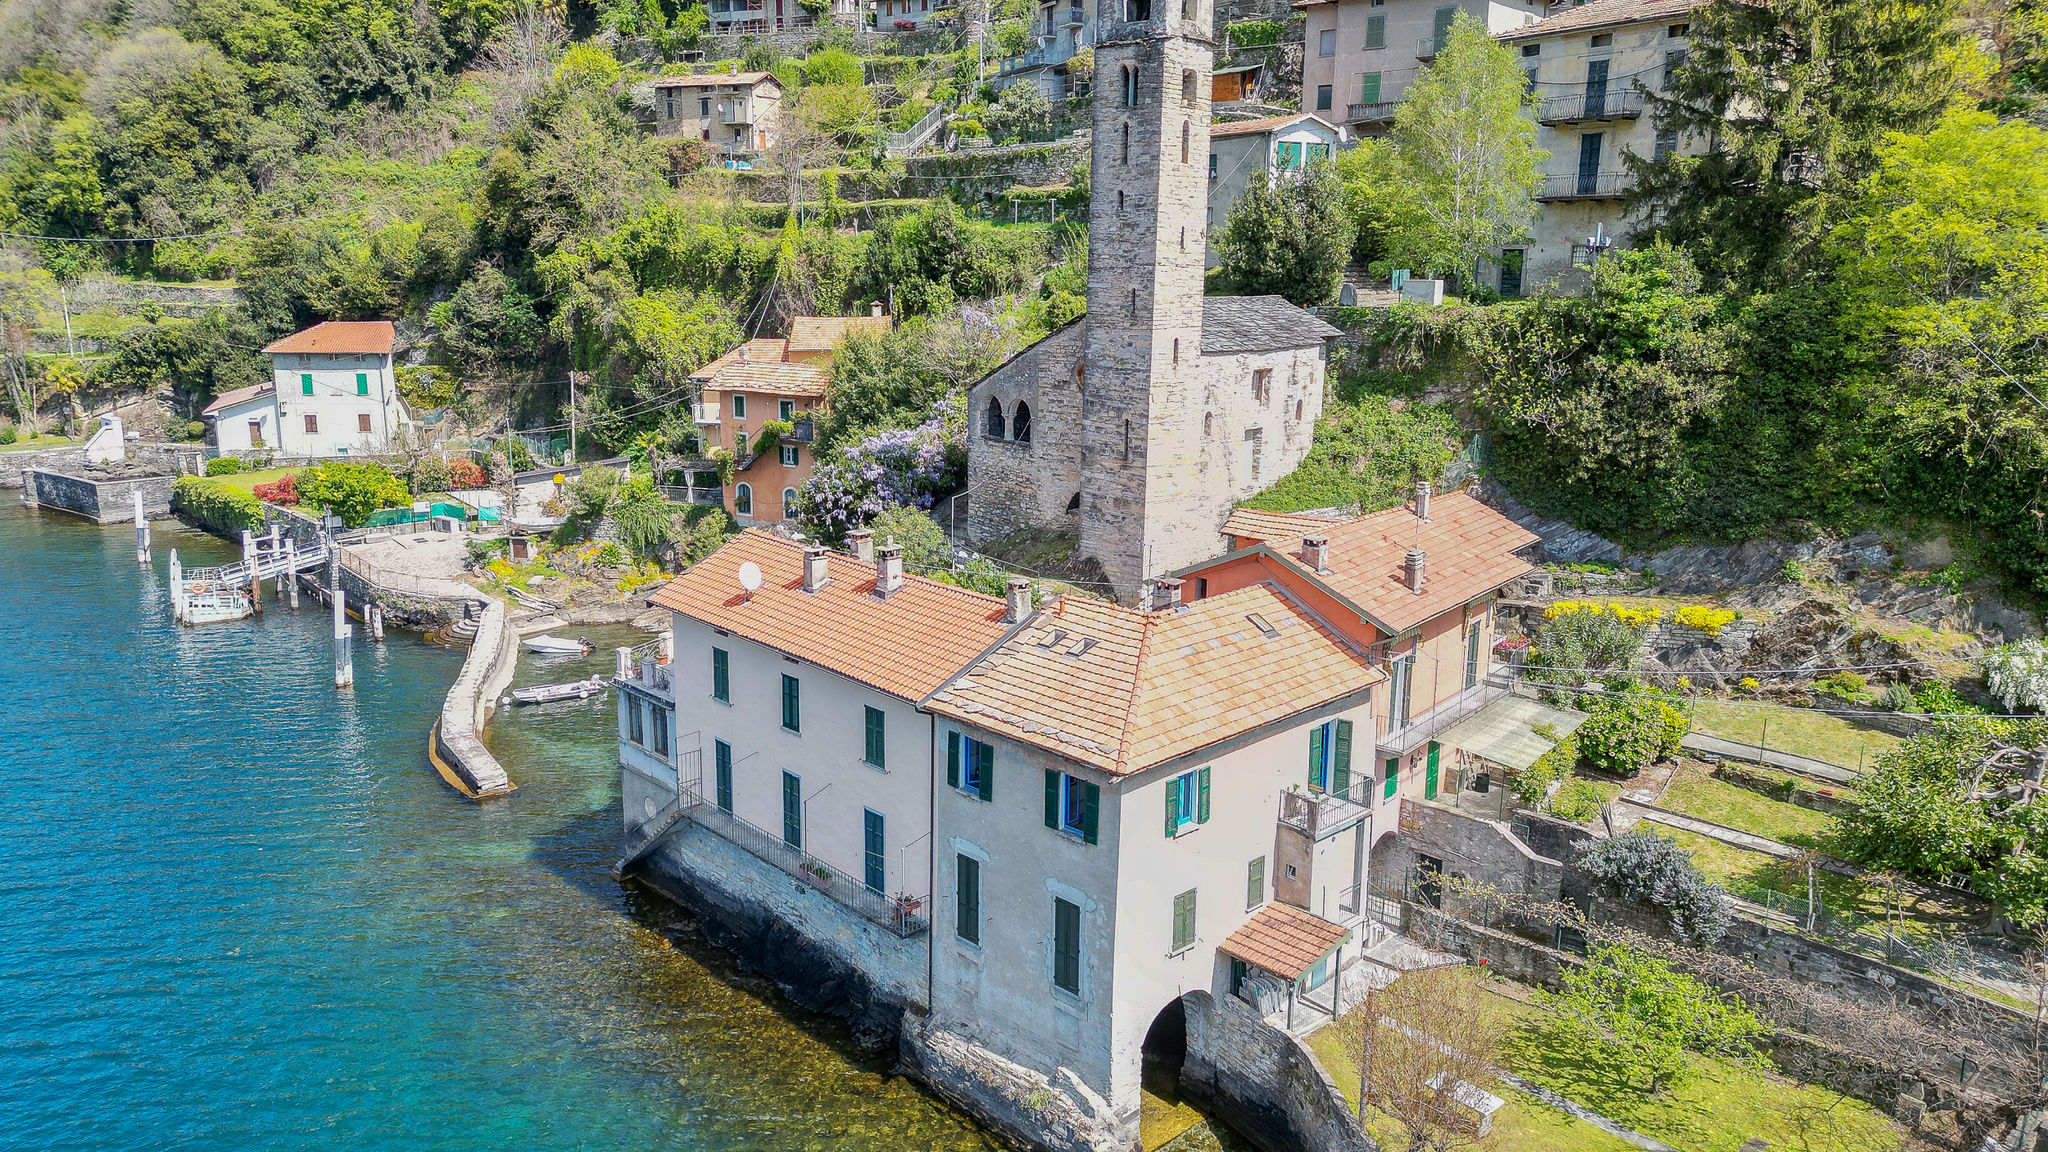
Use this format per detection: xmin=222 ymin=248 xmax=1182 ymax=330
xmin=1347 ymin=100 xmax=1398 ymax=124
xmin=1536 ymin=92 xmax=1644 ymax=123
xmin=886 ymin=103 xmax=950 ymax=156
xmin=1537 ymin=170 xmax=1634 ymax=200
xmin=677 ymin=784 xmax=930 ymax=938
xmin=1380 ymin=677 xmax=1511 ymax=757
xmin=657 ymin=485 xmax=724 ymax=506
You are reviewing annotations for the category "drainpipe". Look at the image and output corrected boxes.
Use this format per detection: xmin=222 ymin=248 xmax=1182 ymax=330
xmin=926 ymin=710 xmax=937 ymax=1008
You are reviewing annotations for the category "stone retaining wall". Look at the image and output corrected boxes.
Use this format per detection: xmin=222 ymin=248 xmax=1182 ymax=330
xmin=1180 ymin=990 xmax=1375 ymax=1152
xmin=900 ymin=1016 xmax=1126 ymax=1152
xmin=0 ymin=447 xmax=86 ymax=488
xmin=22 ymin=467 xmax=176 ymax=523
xmin=903 ymin=135 xmax=1089 ymax=202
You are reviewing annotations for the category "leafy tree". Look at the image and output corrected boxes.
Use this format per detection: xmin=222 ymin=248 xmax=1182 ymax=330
xmin=1573 ymin=829 xmax=1733 ymax=945
xmin=1213 ymin=161 xmax=1350 ymax=307
xmin=1374 ymin=12 xmax=1543 ymax=283
xmin=430 ymin=262 xmax=547 ymax=379
xmin=801 ymin=47 xmax=864 ymax=87
xmin=1343 ymin=965 xmax=1508 ymax=1152
xmin=610 ymin=475 xmax=676 ymax=559
xmin=819 ymin=306 xmax=1022 ymax=447
xmin=1985 ymin=639 xmax=2048 ymax=713
xmin=297 ymin=461 xmax=411 ymax=526
xmin=868 ymin=503 xmax=953 ymax=570
xmin=1550 ymin=942 xmax=1762 ymax=1092
xmin=1632 ymin=0 xmax=1967 ymax=287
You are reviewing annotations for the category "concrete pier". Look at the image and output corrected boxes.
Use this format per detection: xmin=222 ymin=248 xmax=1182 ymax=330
xmin=133 ymin=491 xmax=150 ymax=563
xmin=333 ymin=589 xmax=353 ymax=687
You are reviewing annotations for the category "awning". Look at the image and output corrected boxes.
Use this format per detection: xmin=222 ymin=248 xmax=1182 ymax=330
xmin=1435 ymin=695 xmax=1588 ymax=772
xmin=1219 ymin=902 xmax=1351 ymax=981
xmin=1215 ymin=63 xmax=1263 ymax=76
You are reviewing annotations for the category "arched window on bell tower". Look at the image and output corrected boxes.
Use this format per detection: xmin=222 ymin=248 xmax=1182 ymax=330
xmin=1121 ymin=123 xmax=1131 ymax=164
xmin=1182 ymin=69 xmax=1197 ymax=104
xmin=1121 ymin=66 xmax=1138 ymax=107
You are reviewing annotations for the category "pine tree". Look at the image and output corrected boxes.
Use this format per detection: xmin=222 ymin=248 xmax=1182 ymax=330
xmin=1631 ymin=0 xmax=1967 ymax=287
xmin=1214 ymin=161 xmax=1352 ymax=307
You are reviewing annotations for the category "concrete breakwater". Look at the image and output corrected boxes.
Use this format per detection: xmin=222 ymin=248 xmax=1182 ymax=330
xmin=429 ymin=598 xmax=518 ymax=799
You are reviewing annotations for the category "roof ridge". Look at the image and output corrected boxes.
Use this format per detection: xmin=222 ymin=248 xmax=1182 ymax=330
xmin=740 ymin=528 xmax=1011 ymax=608
xmin=1111 ymin=609 xmax=1161 ymax=771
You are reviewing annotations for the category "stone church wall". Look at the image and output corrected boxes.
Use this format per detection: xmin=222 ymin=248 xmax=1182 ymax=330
xmin=967 ymin=322 xmax=1087 ymax=548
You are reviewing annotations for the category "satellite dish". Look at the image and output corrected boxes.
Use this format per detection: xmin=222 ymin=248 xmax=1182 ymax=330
xmin=737 ymin=561 xmax=764 ymax=598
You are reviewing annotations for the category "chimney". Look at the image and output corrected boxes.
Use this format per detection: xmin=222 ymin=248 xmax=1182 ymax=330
xmin=875 ymin=540 xmax=904 ymax=598
xmin=1414 ymin=480 xmax=1433 ymax=523
xmin=728 ymin=62 xmax=739 ymax=74
xmin=736 ymin=343 xmax=749 ymax=361
xmin=1300 ymin=534 xmax=1330 ymax=574
xmin=847 ymin=528 xmax=874 ymax=563
xmin=1405 ymin=548 xmax=1427 ymax=595
xmin=802 ymin=544 xmax=830 ymax=592
xmin=1154 ymin=577 xmax=1184 ymax=612
xmin=1004 ymin=578 xmax=1034 ymax=623
xmin=870 ymin=300 xmax=885 ymax=318
xmin=1138 ymin=579 xmax=1157 ymax=612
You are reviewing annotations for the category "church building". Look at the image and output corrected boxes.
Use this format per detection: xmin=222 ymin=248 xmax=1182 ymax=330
xmin=964 ymin=5 xmax=1341 ymax=602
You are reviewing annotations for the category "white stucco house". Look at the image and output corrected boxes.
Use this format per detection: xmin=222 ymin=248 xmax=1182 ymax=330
xmin=204 ymin=320 xmax=409 ymax=457
xmin=1205 ymin=113 xmax=1348 ymax=268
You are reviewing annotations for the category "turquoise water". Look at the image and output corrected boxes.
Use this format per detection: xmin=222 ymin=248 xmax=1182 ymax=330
xmin=0 ymin=502 xmax=998 ymax=1152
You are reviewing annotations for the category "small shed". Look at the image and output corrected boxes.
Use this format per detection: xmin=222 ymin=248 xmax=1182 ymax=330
xmin=1212 ymin=63 xmax=1262 ymax=105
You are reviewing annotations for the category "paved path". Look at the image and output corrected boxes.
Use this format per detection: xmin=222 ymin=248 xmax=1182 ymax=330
xmin=1681 ymin=732 xmax=1859 ymax=786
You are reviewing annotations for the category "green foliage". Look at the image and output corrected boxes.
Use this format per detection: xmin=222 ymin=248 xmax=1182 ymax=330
xmin=1214 ymin=161 xmax=1351 ymax=306
xmin=1575 ymin=697 xmax=1687 ymax=778
xmin=1238 ymin=395 xmax=1462 ymax=513
xmin=1224 ymin=19 xmax=1282 ymax=46
xmin=801 ymin=48 xmax=864 ymax=87
xmin=204 ymin=456 xmax=246 ymax=476
xmin=396 ymin=365 xmax=458 ymax=411
xmin=171 ymin=475 xmax=264 ymax=533
xmin=1549 ymin=778 xmax=1605 ymax=823
xmin=673 ymin=506 xmax=738 ymax=567
xmin=1815 ymin=670 xmax=1870 ymax=696
xmin=0 ymin=427 xmax=15 ymax=445
xmin=820 ymin=306 xmax=1022 ymax=448
xmin=1550 ymin=942 xmax=1762 ymax=1093
xmin=1513 ymin=725 xmax=1575 ymax=805
xmin=408 ymin=454 xmax=453 ymax=495
xmin=610 ymin=476 xmax=675 ymax=560
xmin=1573 ymin=829 xmax=1734 ymax=946
xmin=1528 ymin=603 xmax=1649 ymax=694
xmin=296 ymin=461 xmax=410 ymax=526
xmin=868 ymin=504 xmax=953 ymax=570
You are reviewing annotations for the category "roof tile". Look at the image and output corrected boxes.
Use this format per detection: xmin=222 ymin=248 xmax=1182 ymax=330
xmin=1498 ymin=0 xmax=1701 ymax=41
xmin=1219 ymin=902 xmax=1352 ymax=980
xmin=261 ymin=321 xmax=396 ymax=356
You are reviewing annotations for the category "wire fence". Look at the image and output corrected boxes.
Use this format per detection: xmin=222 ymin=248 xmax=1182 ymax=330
xmin=1729 ymin=881 xmax=2033 ymax=1000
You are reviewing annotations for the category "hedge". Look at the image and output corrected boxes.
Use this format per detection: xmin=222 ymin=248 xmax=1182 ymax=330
xmin=172 ymin=475 xmax=264 ymax=535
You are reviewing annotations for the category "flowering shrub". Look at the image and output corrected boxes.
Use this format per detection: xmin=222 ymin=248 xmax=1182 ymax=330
xmin=448 ymin=457 xmax=487 ymax=489
xmin=1545 ymin=600 xmax=1662 ymax=628
xmin=1986 ymin=639 xmax=2048 ymax=713
xmin=1577 ymin=696 xmax=1688 ymax=776
xmin=793 ymin=397 xmax=965 ymax=540
xmin=1675 ymin=604 xmax=1737 ymax=635
xmin=252 ymin=474 xmax=298 ymax=505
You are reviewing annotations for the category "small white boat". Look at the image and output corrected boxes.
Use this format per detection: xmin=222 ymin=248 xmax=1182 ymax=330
xmin=523 ymin=634 xmax=593 ymax=656
xmin=502 ymin=676 xmax=610 ymax=706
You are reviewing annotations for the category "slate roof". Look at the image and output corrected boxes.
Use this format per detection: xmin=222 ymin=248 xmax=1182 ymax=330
xmin=1206 ymin=492 xmax=1540 ymax=635
xmin=647 ymin=530 xmax=1017 ymax=702
xmin=202 ymin=382 xmax=276 ymax=416
xmin=261 ymin=321 xmax=396 ymax=356
xmin=1201 ymin=296 xmax=1343 ymax=355
xmin=927 ymin=583 xmax=1382 ymax=776
xmin=1497 ymin=0 xmax=1700 ymax=41
xmin=1219 ymin=902 xmax=1352 ymax=981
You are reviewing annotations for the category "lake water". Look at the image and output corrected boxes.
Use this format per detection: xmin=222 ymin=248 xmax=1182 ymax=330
xmin=0 ymin=501 xmax=1000 ymax=1152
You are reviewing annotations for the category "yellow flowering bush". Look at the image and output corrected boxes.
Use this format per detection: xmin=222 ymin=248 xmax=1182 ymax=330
xmin=1545 ymin=600 xmax=1662 ymax=628
xmin=1676 ymin=605 xmax=1738 ymax=635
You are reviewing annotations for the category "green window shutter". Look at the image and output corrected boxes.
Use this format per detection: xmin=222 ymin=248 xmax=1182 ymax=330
xmin=781 ymin=674 xmax=799 ymax=731
xmin=1197 ymin=766 xmax=1211 ymax=823
xmin=976 ymin=742 xmax=994 ymax=803
xmin=1165 ymin=780 xmax=1180 ymax=837
xmin=1426 ymin=741 xmax=1440 ymax=799
xmin=865 ymin=706 xmax=885 ymax=767
xmin=1044 ymin=769 xmax=1060 ymax=830
xmin=1333 ymin=720 xmax=1353 ymax=797
xmin=1247 ymin=857 xmax=1265 ymax=909
xmin=1307 ymin=724 xmax=1326 ymax=790
xmin=1360 ymin=72 xmax=1381 ymax=103
xmin=1385 ymin=757 xmax=1399 ymax=800
xmin=301 ymin=374 xmax=314 ymax=396
xmin=1364 ymin=14 xmax=1384 ymax=48
xmin=948 ymin=732 xmax=962 ymax=789
xmin=956 ymin=854 xmax=980 ymax=944
xmin=355 ymin=372 xmax=368 ymax=396
xmin=1053 ymin=898 xmax=1081 ymax=992
xmin=781 ymin=771 xmax=802 ymax=849
xmin=1082 ymin=781 xmax=1100 ymax=845
xmin=712 ymin=648 xmax=728 ymax=701
xmin=1172 ymin=889 xmax=1197 ymax=951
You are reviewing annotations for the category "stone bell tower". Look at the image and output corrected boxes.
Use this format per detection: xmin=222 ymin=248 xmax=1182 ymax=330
xmin=1076 ymin=0 xmax=1215 ymax=602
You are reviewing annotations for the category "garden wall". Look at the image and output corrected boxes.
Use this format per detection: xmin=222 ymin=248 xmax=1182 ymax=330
xmin=1180 ymin=990 xmax=1375 ymax=1152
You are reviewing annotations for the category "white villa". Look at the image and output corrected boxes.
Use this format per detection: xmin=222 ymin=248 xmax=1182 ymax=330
xmin=204 ymin=321 xmax=410 ymax=457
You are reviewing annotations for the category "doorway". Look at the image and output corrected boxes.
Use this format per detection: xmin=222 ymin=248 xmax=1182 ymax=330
xmin=1414 ymin=853 xmax=1444 ymax=909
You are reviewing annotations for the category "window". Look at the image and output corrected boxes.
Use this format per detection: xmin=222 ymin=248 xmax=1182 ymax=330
xmin=781 ymin=487 xmax=796 ymax=514
xmin=985 ymin=396 xmax=1007 ymax=439
xmin=1208 ymin=153 xmax=1218 ymax=180
xmin=1121 ymin=123 xmax=1130 ymax=164
xmin=1121 ymin=65 xmax=1137 ymax=107
xmin=1520 ymin=42 xmax=1539 ymax=57
xmin=732 ymin=394 xmax=747 ymax=419
xmin=248 ymin=420 xmax=264 ymax=447
xmin=1294 ymin=398 xmax=1304 ymax=421
xmin=627 ymin=694 xmax=644 ymax=745
xmin=700 ymin=96 xmax=711 ymax=115
xmin=1429 ymin=5 xmax=1454 ymax=53
xmin=1315 ymin=84 xmax=1332 ymax=112
xmin=1180 ymin=121 xmax=1189 ymax=164
xmin=782 ymin=771 xmax=802 ymax=849
xmin=712 ymin=647 xmax=729 ymax=702
xmin=355 ymin=372 xmax=369 ymax=396
xmin=1466 ymin=616 xmax=1485 ymax=687
xmin=1307 ymin=142 xmax=1330 ymax=164
xmin=779 ymin=445 xmax=798 ymax=467
xmin=1383 ymin=755 xmax=1399 ymax=801
xmin=1196 ymin=577 xmax=1207 ymax=598
xmin=1182 ymin=68 xmax=1197 ymax=104
xmin=1013 ymin=402 xmax=1032 ymax=443
xmin=715 ymin=740 xmax=733 ymax=812
xmin=1164 ymin=765 xmax=1211 ymax=835
xmin=864 ymin=706 xmax=886 ymax=768
xmin=1277 ymin=140 xmax=1303 ymax=168
xmin=1317 ymin=28 xmax=1334 ymax=56
xmin=1306 ymin=719 xmax=1354 ymax=795
xmin=304 ymin=414 xmax=319 ymax=434
xmin=778 ymin=399 xmax=794 ymax=421
xmin=1052 ymin=897 xmax=1082 ymax=993
xmin=956 ymin=854 xmax=982 ymax=944
xmin=665 ymin=94 xmax=675 ymax=118
xmin=1577 ymin=132 xmax=1604 ymax=196
xmin=1364 ymin=14 xmax=1384 ymax=48
xmin=1390 ymin=646 xmax=1415 ymax=729
xmin=1247 ymin=857 xmax=1266 ymax=909
xmin=1253 ymin=368 xmax=1272 ymax=402
xmin=863 ymin=809 xmax=886 ymax=894
xmin=1668 ymin=22 xmax=1690 ymax=37
xmin=734 ymin=483 xmax=752 ymax=515
xmin=1045 ymin=770 xmax=1100 ymax=843
xmin=654 ymin=705 xmax=671 ymax=755
xmin=1359 ymin=71 xmax=1381 ymax=104
xmin=949 ymin=731 xmax=996 ymax=801
xmin=1590 ymin=31 xmax=1612 ymax=47
xmin=1663 ymin=49 xmax=1688 ymax=90
xmin=301 ymin=374 xmax=314 ymax=396
xmin=1171 ymin=889 xmax=1197 ymax=952
xmin=357 ymin=413 xmax=373 ymax=433
xmin=780 ymin=673 xmax=800 ymax=732
xmin=1654 ymin=129 xmax=1679 ymax=160
xmin=1499 ymin=249 xmax=1525 ymax=298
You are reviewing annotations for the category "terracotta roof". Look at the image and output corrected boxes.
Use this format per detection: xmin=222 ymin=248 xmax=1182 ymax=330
xmin=699 ymin=359 xmax=829 ymax=399
xmin=1498 ymin=0 xmax=1700 ymax=41
xmin=652 ymin=71 xmax=781 ymax=89
xmin=201 ymin=382 xmax=276 ymax=416
xmin=1220 ymin=902 xmax=1352 ymax=980
xmin=693 ymin=339 xmax=791 ymax=379
xmin=647 ymin=531 xmax=1016 ymax=702
xmin=1200 ymin=492 xmax=1540 ymax=636
xmin=261 ymin=321 xmax=396 ymax=356
xmin=789 ymin=314 xmax=891 ymax=352
xmin=1211 ymin=114 xmax=1315 ymax=139
xmin=928 ymin=583 xmax=1382 ymax=776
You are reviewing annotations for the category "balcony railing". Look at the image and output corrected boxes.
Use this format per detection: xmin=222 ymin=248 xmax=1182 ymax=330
xmin=1536 ymin=170 xmax=1634 ymax=201
xmin=1417 ymin=33 xmax=1447 ymax=58
xmin=1379 ymin=676 xmax=1511 ymax=757
xmin=1278 ymin=784 xmax=1371 ymax=841
xmin=676 ymin=783 xmax=931 ymax=938
xmin=1536 ymin=92 xmax=1644 ymax=124
xmin=1347 ymin=100 xmax=1398 ymax=124
xmin=786 ymin=418 xmax=816 ymax=445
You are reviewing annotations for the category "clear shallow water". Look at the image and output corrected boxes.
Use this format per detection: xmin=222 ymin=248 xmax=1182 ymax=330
xmin=0 ymin=502 xmax=998 ymax=1152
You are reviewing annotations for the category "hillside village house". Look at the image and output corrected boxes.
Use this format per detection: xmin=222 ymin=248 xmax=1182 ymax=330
xmin=878 ymin=0 xmax=956 ymax=28
xmin=1297 ymin=0 xmax=1543 ymax=134
xmin=994 ymin=0 xmax=1096 ymax=96
xmin=204 ymin=320 xmax=411 ymax=457
xmin=651 ymin=71 xmax=783 ymax=156
xmin=704 ymin=0 xmax=864 ymax=34
xmin=688 ymin=312 xmax=891 ymax=525
xmin=1205 ymin=113 xmax=1347 ymax=268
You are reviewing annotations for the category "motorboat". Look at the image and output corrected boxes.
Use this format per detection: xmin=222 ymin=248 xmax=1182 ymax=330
xmin=522 ymin=634 xmax=593 ymax=656
xmin=502 ymin=676 xmax=610 ymax=706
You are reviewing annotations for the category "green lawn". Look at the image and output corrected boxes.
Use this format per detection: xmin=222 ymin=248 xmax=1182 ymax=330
xmin=0 ymin=434 xmax=79 ymax=452
xmin=1310 ymin=987 xmax=1903 ymax=1152
xmin=1657 ymin=763 xmax=1838 ymax=848
xmin=1689 ymin=699 xmax=1901 ymax=770
xmin=1654 ymin=825 xmax=1978 ymax=944
xmin=206 ymin=466 xmax=299 ymax=493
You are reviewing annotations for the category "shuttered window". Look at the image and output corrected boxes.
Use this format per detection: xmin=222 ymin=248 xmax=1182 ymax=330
xmin=781 ymin=771 xmax=802 ymax=849
xmin=864 ymin=706 xmax=885 ymax=767
xmin=1364 ymin=14 xmax=1384 ymax=48
xmin=1307 ymin=723 xmax=1327 ymax=791
xmin=714 ymin=740 xmax=733 ymax=813
xmin=863 ymin=809 xmax=886 ymax=894
xmin=1359 ymin=71 xmax=1381 ymax=104
xmin=1044 ymin=770 xmax=1100 ymax=844
xmin=948 ymin=731 xmax=995 ymax=800
xmin=1247 ymin=857 xmax=1266 ymax=909
xmin=355 ymin=372 xmax=369 ymax=396
xmin=1171 ymin=889 xmax=1197 ymax=952
xmin=1333 ymin=719 xmax=1353 ymax=798
xmin=711 ymin=648 xmax=729 ymax=701
xmin=301 ymin=373 xmax=314 ymax=396
xmin=1052 ymin=898 xmax=1082 ymax=993
xmin=1164 ymin=766 xmax=1211 ymax=836
xmin=956 ymin=854 xmax=981 ymax=944
xmin=780 ymin=674 xmax=800 ymax=732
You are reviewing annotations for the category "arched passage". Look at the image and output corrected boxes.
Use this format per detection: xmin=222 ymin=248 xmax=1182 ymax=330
xmin=1141 ymin=996 xmax=1189 ymax=1094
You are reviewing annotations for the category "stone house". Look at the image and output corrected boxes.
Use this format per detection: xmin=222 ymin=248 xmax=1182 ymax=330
xmin=205 ymin=321 xmax=411 ymax=457
xmin=1205 ymin=113 xmax=1347 ymax=267
xmin=1296 ymin=0 xmax=1544 ymax=135
xmin=651 ymin=70 xmax=783 ymax=157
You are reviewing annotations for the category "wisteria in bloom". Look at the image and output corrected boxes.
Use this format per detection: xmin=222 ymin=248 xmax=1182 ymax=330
xmin=794 ymin=396 xmax=964 ymax=540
